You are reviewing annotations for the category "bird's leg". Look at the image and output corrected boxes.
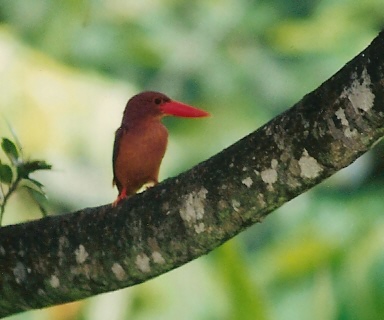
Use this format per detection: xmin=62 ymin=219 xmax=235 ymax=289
xmin=112 ymin=188 xmax=127 ymax=207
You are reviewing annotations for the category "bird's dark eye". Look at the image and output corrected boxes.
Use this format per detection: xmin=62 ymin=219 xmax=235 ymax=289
xmin=154 ymin=98 xmax=162 ymax=105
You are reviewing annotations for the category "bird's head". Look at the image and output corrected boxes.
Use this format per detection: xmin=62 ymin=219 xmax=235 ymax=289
xmin=122 ymin=91 xmax=210 ymax=125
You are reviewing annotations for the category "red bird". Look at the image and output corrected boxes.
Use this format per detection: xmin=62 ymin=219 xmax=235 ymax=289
xmin=112 ymin=91 xmax=209 ymax=206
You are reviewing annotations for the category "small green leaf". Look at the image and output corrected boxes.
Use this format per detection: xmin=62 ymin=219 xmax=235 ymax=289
xmin=22 ymin=179 xmax=45 ymax=193
xmin=16 ymin=165 xmax=27 ymax=179
xmin=17 ymin=161 xmax=52 ymax=179
xmin=27 ymin=160 xmax=52 ymax=172
xmin=4 ymin=120 xmax=23 ymax=153
xmin=27 ymin=187 xmax=48 ymax=217
xmin=26 ymin=178 xmax=44 ymax=189
xmin=0 ymin=163 xmax=13 ymax=184
xmin=1 ymin=138 xmax=20 ymax=164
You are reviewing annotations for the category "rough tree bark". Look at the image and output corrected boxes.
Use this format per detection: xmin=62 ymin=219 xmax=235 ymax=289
xmin=1 ymin=31 xmax=384 ymax=318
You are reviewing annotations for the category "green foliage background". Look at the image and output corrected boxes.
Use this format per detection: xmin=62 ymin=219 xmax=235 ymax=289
xmin=1 ymin=0 xmax=384 ymax=319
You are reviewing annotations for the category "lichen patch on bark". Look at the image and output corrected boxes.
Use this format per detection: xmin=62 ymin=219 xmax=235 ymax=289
xmin=231 ymin=199 xmax=241 ymax=212
xmin=341 ymin=67 xmax=374 ymax=113
xmin=242 ymin=177 xmax=253 ymax=188
xmin=257 ymin=194 xmax=266 ymax=208
xmin=74 ymin=245 xmax=89 ymax=264
xmin=49 ymin=275 xmax=60 ymax=288
xmin=260 ymin=159 xmax=278 ymax=190
xmin=298 ymin=149 xmax=323 ymax=179
xmin=335 ymin=108 xmax=358 ymax=138
xmin=179 ymin=187 xmax=208 ymax=233
xmin=135 ymin=253 xmax=151 ymax=273
xmin=13 ymin=262 xmax=26 ymax=284
xmin=152 ymin=251 xmax=166 ymax=264
xmin=111 ymin=263 xmax=127 ymax=281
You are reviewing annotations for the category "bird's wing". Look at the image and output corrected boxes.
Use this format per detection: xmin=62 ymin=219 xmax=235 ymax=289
xmin=112 ymin=126 xmax=124 ymax=190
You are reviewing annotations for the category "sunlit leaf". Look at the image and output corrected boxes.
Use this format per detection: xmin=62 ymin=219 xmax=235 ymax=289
xmin=1 ymin=138 xmax=20 ymax=164
xmin=0 ymin=163 xmax=13 ymax=185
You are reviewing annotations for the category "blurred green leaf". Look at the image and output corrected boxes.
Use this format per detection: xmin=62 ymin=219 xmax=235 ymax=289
xmin=25 ymin=160 xmax=52 ymax=172
xmin=0 ymin=163 xmax=13 ymax=185
xmin=26 ymin=187 xmax=48 ymax=217
xmin=214 ymin=241 xmax=270 ymax=320
xmin=1 ymin=138 xmax=20 ymax=165
xmin=23 ymin=179 xmax=49 ymax=217
xmin=26 ymin=178 xmax=44 ymax=189
xmin=4 ymin=119 xmax=23 ymax=154
xmin=17 ymin=160 xmax=52 ymax=179
xmin=0 ymin=136 xmax=52 ymax=223
xmin=0 ymin=163 xmax=13 ymax=184
xmin=22 ymin=178 xmax=46 ymax=195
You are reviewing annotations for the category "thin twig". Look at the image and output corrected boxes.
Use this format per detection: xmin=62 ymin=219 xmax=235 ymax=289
xmin=0 ymin=176 xmax=21 ymax=225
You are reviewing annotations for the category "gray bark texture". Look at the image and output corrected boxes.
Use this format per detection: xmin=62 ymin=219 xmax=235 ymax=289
xmin=1 ymin=31 xmax=384 ymax=318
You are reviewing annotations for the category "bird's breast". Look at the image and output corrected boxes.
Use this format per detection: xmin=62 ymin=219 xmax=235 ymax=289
xmin=114 ymin=121 xmax=168 ymax=193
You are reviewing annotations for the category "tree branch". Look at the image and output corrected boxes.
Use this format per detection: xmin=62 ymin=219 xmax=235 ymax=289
xmin=1 ymin=31 xmax=384 ymax=318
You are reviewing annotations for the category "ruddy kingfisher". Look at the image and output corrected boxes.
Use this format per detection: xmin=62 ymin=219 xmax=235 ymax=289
xmin=112 ymin=91 xmax=210 ymax=206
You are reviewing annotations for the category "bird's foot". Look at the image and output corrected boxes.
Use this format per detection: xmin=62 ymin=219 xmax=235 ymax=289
xmin=112 ymin=188 xmax=127 ymax=207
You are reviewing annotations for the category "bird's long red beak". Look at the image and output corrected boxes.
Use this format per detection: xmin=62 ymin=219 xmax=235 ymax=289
xmin=161 ymin=100 xmax=210 ymax=118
